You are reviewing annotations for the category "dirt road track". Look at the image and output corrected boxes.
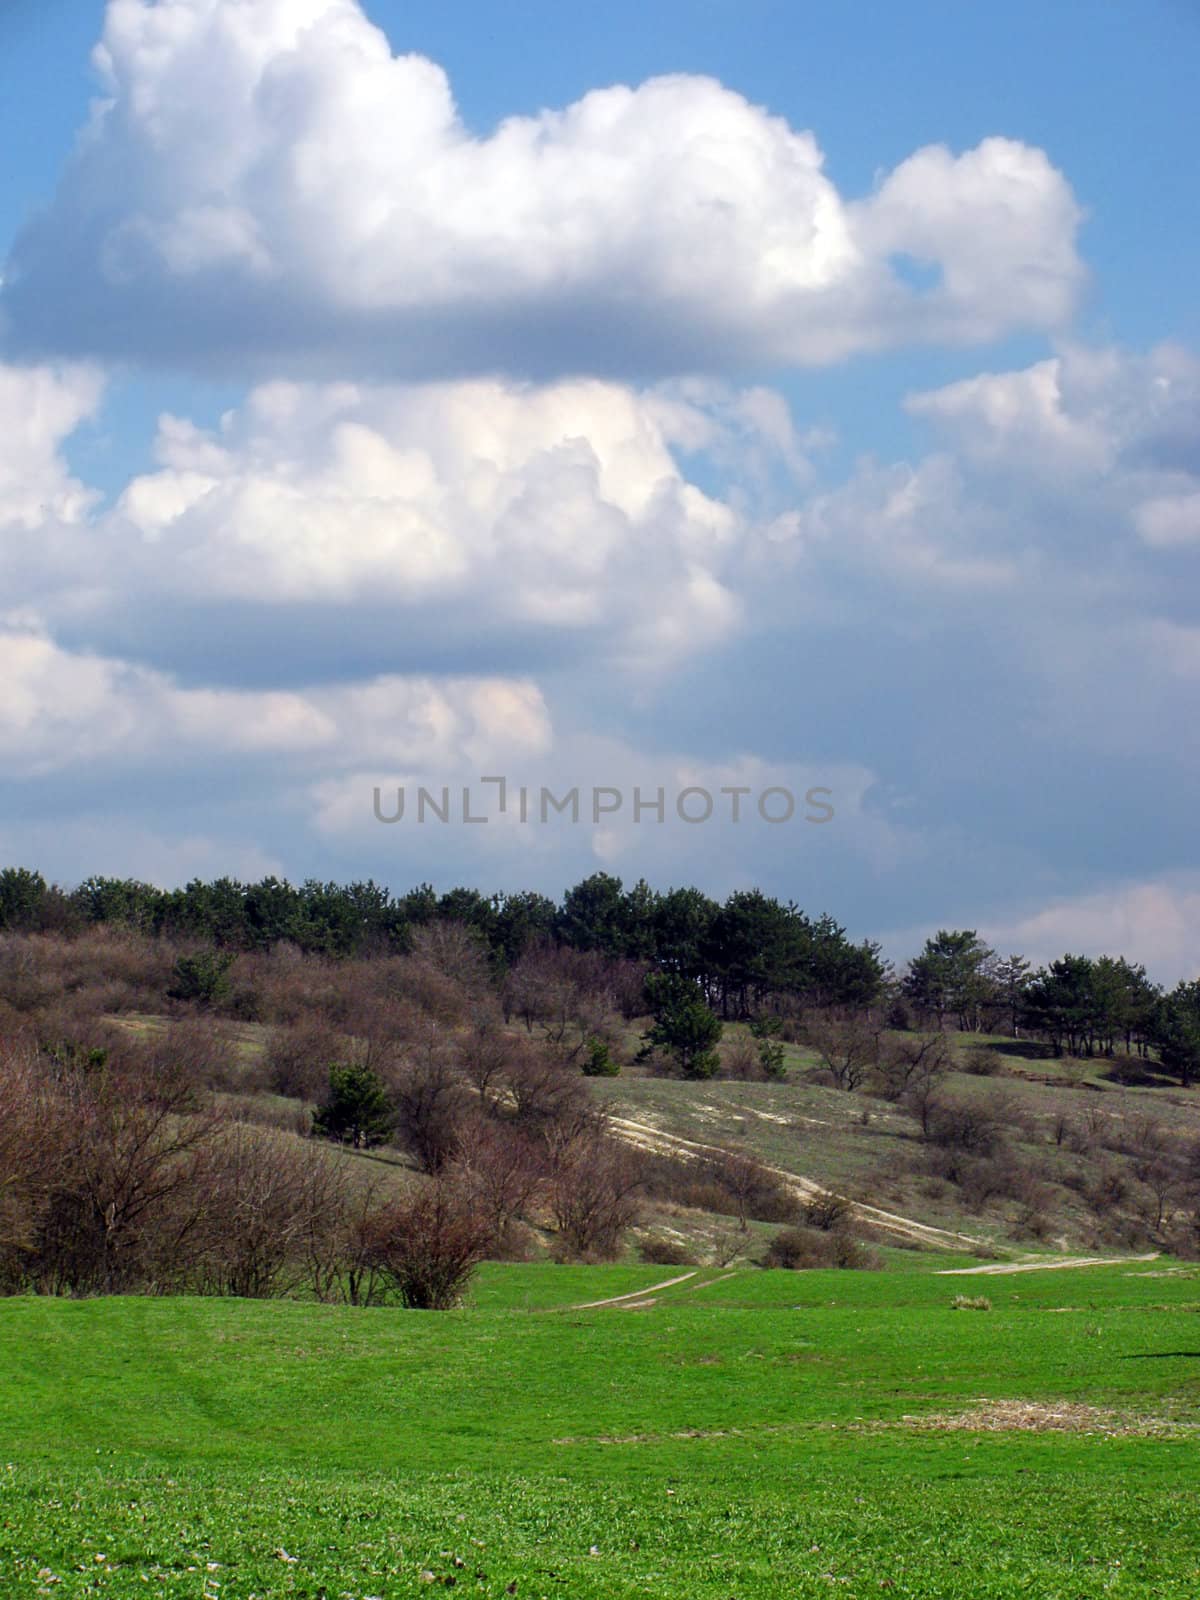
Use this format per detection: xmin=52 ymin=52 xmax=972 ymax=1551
xmin=606 ymin=1114 xmax=987 ymax=1253
xmin=937 ymin=1253 xmax=1159 ymax=1276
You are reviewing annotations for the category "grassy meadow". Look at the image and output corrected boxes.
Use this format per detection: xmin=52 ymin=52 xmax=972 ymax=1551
xmin=4 ymin=1259 xmax=1200 ymax=1598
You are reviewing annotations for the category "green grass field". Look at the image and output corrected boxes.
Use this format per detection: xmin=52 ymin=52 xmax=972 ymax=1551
xmin=4 ymin=1259 xmax=1200 ymax=1597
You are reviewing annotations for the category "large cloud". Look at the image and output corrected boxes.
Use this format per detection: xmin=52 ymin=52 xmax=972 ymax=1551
xmin=0 ymin=624 xmax=550 ymax=779
xmin=757 ymin=341 xmax=1200 ymax=614
xmin=0 ymin=0 xmax=1084 ymax=378
xmin=51 ymin=374 xmax=747 ymax=680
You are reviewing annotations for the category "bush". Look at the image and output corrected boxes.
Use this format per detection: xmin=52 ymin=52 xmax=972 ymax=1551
xmin=548 ymin=1134 xmax=641 ymax=1260
xmin=145 ymin=1017 xmax=242 ymax=1092
xmin=721 ymin=1034 xmax=762 ymax=1081
xmin=456 ymin=1121 xmax=547 ymax=1256
xmin=807 ymin=1015 xmax=881 ymax=1091
xmin=264 ymin=1021 xmax=345 ymax=1101
xmin=927 ymin=1097 xmax=1005 ymax=1157
xmin=963 ymin=1045 xmax=1004 ymax=1076
xmin=703 ymin=1149 xmax=799 ymax=1228
xmin=764 ymin=1226 xmax=879 ymax=1271
xmin=803 ymin=1192 xmax=851 ymax=1232
xmin=875 ymin=1032 xmax=953 ymax=1102
xmin=952 ymin=1294 xmax=992 ymax=1311
xmin=638 ymin=1235 xmax=697 ymax=1267
xmin=361 ymin=1184 xmax=492 ymax=1309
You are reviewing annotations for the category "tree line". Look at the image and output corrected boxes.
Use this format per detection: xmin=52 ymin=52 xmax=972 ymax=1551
xmin=0 ymin=866 xmax=885 ymax=1012
xmin=1 ymin=865 xmax=1198 ymax=1079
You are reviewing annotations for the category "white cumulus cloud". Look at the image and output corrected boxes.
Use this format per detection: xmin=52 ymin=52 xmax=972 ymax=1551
xmin=86 ymin=375 xmax=746 ymax=673
xmin=1 ymin=0 xmax=1084 ymax=378
xmin=0 ymin=624 xmax=551 ymax=779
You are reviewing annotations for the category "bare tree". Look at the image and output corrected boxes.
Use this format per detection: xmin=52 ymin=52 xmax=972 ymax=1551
xmin=456 ymin=1121 xmax=547 ymax=1256
xmin=40 ymin=1052 xmax=221 ymax=1295
xmin=808 ymin=1015 xmax=881 ymax=1091
xmin=389 ymin=1026 xmax=472 ymax=1173
xmin=704 ymin=1147 xmax=796 ymax=1231
xmin=875 ymin=1032 xmax=953 ymax=1102
xmin=547 ymin=1133 xmax=641 ymax=1260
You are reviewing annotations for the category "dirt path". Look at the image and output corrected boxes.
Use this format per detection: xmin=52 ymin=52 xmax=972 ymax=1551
xmin=936 ymin=1253 xmax=1159 ymax=1276
xmin=606 ymin=1114 xmax=987 ymax=1253
xmin=571 ymin=1270 xmax=698 ymax=1309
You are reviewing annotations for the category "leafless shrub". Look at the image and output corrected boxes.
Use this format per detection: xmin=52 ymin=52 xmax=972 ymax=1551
xmin=803 ymin=1192 xmax=852 ymax=1232
xmin=455 ymin=1121 xmax=548 ymax=1257
xmin=704 ymin=1149 xmax=800 ymax=1228
xmin=454 ymin=1023 xmax=524 ymax=1113
xmin=722 ymin=1034 xmax=763 ymax=1081
xmin=389 ymin=1035 xmax=473 ymax=1174
xmin=263 ymin=1021 xmax=345 ymax=1102
xmin=1138 ymin=1157 xmax=1189 ymax=1234
xmin=807 ymin=1015 xmax=882 ymax=1091
xmin=362 ymin=1182 xmax=492 ymax=1308
xmin=1087 ymin=1165 xmax=1129 ymax=1211
xmin=20 ymin=1051 xmax=221 ymax=1296
xmin=548 ymin=1133 xmax=641 ymax=1261
xmin=1069 ymin=1105 xmax=1114 ymax=1155
xmin=1017 ymin=1205 xmax=1054 ymax=1242
xmin=144 ymin=1017 xmax=243 ymax=1092
xmin=874 ymin=1032 xmax=953 ymax=1102
xmin=181 ymin=1124 xmax=347 ymax=1298
xmin=764 ymin=1226 xmax=879 ymax=1270
xmin=927 ymin=1096 xmax=1006 ymax=1158
xmin=501 ymin=945 xmax=623 ymax=1066
xmin=0 ymin=1045 xmax=71 ymax=1291
xmin=962 ymin=1045 xmax=1005 ymax=1077
xmin=499 ymin=1043 xmax=597 ymax=1140
xmin=637 ymin=1235 xmax=697 ymax=1266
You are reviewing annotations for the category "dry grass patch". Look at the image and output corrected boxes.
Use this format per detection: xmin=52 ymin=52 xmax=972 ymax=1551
xmin=902 ymin=1398 xmax=1198 ymax=1436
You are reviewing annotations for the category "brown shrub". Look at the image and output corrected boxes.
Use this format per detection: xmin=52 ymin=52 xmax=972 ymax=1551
xmin=389 ymin=1032 xmax=473 ymax=1174
xmin=722 ymin=1034 xmax=763 ymax=1081
xmin=637 ymin=1235 xmax=697 ymax=1266
xmin=144 ymin=1017 xmax=243 ymax=1092
xmin=703 ymin=1148 xmax=799 ymax=1228
xmin=803 ymin=1192 xmax=852 ymax=1232
xmin=179 ymin=1123 xmax=348 ymax=1299
xmin=962 ymin=1044 xmax=1005 ymax=1076
xmin=361 ymin=1182 xmax=492 ymax=1308
xmin=764 ymin=1226 xmax=879 ymax=1270
xmin=807 ymin=1015 xmax=882 ymax=1091
xmin=263 ymin=1021 xmax=345 ymax=1102
xmin=547 ymin=1133 xmax=641 ymax=1261
xmin=456 ymin=1121 xmax=548 ymax=1257
xmin=874 ymin=1032 xmax=954 ymax=1101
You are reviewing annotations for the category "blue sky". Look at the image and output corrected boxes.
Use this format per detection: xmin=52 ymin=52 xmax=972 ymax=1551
xmin=1 ymin=0 xmax=1198 ymax=976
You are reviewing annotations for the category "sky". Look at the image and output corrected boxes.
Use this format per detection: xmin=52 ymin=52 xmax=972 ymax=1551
xmin=0 ymin=0 xmax=1198 ymax=977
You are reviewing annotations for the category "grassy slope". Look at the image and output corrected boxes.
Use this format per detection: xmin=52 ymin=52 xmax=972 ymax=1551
xmin=3 ymin=1261 xmax=1200 ymax=1596
xmin=110 ymin=1011 xmax=1200 ymax=1252
xmin=594 ymin=1029 xmax=1200 ymax=1252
